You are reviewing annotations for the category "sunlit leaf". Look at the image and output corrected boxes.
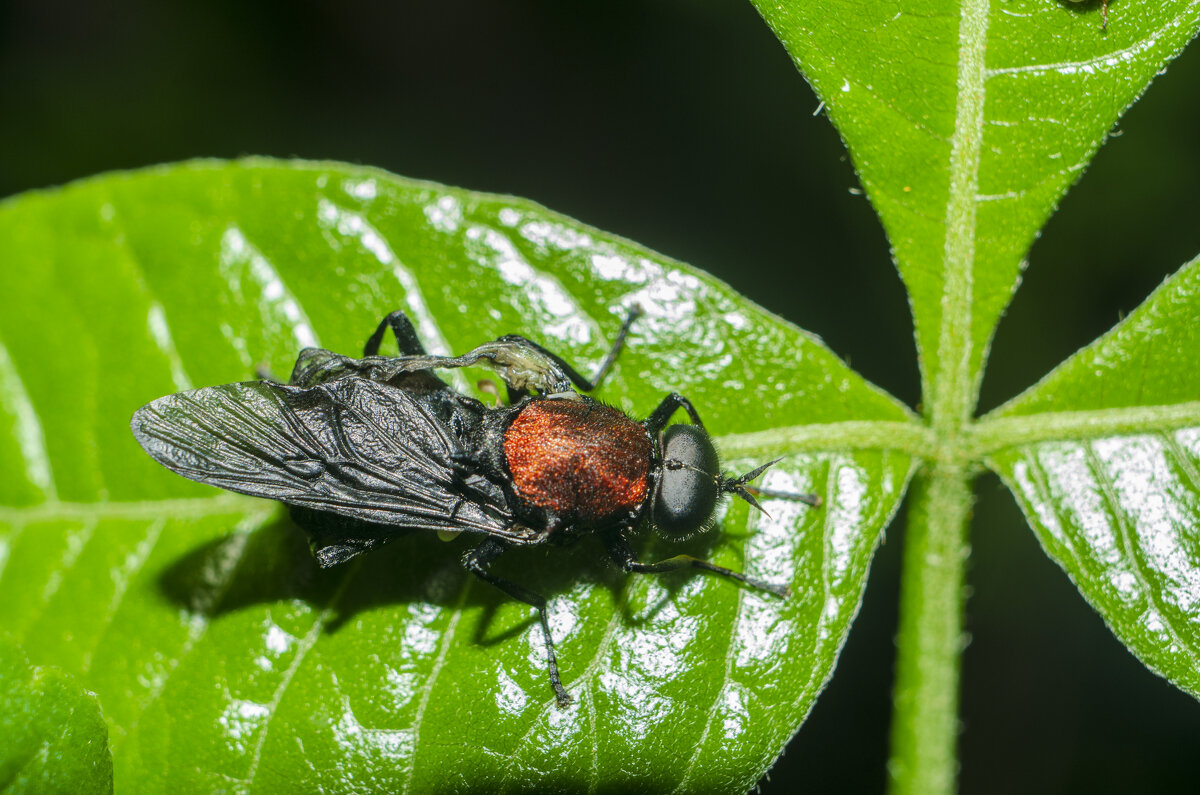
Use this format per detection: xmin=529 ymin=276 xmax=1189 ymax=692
xmin=0 ymin=160 xmax=918 ymax=792
xmin=982 ymin=254 xmax=1200 ymax=699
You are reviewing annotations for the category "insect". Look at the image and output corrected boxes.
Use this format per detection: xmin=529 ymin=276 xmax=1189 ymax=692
xmin=131 ymin=307 xmax=819 ymax=706
xmin=1064 ymin=0 xmax=1110 ymax=29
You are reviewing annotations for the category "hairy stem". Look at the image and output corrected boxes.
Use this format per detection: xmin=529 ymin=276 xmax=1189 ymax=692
xmin=887 ymin=465 xmax=974 ymax=795
xmin=886 ymin=0 xmax=989 ymax=786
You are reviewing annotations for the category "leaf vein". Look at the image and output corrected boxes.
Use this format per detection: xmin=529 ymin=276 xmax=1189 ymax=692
xmin=79 ymin=517 xmax=167 ymax=675
xmin=973 ymin=403 xmax=1200 ymax=455
xmin=1161 ymin=431 xmax=1200 ymax=502
xmin=498 ymin=579 xmax=634 ymax=795
xmin=791 ymin=458 xmax=838 ymax=710
xmin=114 ymin=509 xmax=269 ymax=750
xmin=0 ymin=494 xmax=265 ymax=524
xmin=244 ymin=560 xmax=361 ymax=787
xmin=985 ymin=4 xmax=1200 ymax=78
xmin=403 ymin=577 xmax=472 ymax=795
xmin=671 ymin=558 xmax=745 ymax=794
xmin=0 ymin=333 xmax=59 ymax=500
xmin=1083 ymin=443 xmax=1200 ymax=672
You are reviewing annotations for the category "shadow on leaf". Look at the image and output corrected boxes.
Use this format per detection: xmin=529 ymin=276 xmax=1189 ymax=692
xmin=157 ymin=508 xmax=741 ymax=640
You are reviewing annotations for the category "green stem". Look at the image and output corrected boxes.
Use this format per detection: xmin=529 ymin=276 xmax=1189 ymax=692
xmin=887 ymin=464 xmax=974 ymax=795
xmin=886 ymin=0 xmax=989 ymax=786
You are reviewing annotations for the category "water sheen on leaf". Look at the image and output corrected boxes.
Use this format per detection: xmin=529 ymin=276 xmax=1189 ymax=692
xmin=983 ymin=254 xmax=1200 ymax=699
xmin=0 ymin=160 xmax=918 ymax=792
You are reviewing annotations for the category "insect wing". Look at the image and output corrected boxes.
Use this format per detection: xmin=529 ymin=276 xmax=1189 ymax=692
xmin=131 ymin=378 xmax=513 ymax=537
xmin=290 ymin=341 xmax=575 ymax=396
xmin=288 ymin=347 xmax=446 ymax=392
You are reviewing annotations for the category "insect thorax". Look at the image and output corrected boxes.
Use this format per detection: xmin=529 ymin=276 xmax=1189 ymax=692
xmin=502 ymin=397 xmax=652 ymax=524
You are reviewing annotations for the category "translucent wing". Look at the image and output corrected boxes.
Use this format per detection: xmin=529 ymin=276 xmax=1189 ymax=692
xmin=131 ymin=378 xmax=530 ymax=558
xmin=289 ymin=341 xmax=575 ymax=395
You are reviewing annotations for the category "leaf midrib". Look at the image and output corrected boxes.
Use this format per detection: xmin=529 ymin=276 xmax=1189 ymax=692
xmin=0 ymin=493 xmax=261 ymax=523
xmin=927 ymin=0 xmax=989 ymax=442
xmin=5 ymin=401 xmax=1200 ymax=526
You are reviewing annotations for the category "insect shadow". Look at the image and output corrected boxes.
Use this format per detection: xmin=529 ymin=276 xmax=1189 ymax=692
xmin=1059 ymin=0 xmax=1112 ymax=28
xmin=156 ymin=509 xmax=736 ymax=643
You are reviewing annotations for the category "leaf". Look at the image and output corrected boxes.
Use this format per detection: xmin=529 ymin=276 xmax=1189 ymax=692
xmin=737 ymin=3 xmax=1200 ymax=788
xmin=749 ymin=0 xmax=1200 ymax=407
xmin=0 ymin=636 xmax=113 ymax=794
xmin=0 ymin=160 xmax=919 ymax=792
xmin=980 ymin=253 xmax=1200 ymax=699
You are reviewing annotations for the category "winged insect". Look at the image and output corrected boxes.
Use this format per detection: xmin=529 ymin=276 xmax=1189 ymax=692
xmin=132 ymin=306 xmax=820 ymax=705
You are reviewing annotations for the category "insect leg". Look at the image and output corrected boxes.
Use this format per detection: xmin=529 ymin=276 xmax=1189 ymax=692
xmin=606 ymin=534 xmax=789 ymax=598
xmin=642 ymin=392 xmax=705 ymax=435
xmin=363 ymin=310 xmax=427 ymax=357
xmin=495 ymin=304 xmax=641 ymax=393
xmin=462 ymin=538 xmax=573 ymax=707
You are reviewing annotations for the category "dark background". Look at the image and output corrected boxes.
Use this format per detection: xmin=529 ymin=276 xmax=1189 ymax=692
xmin=4 ymin=1 xmax=1199 ymax=791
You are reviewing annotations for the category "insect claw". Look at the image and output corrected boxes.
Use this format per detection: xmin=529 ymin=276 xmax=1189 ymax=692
xmin=734 ymin=485 xmax=770 ymax=517
xmin=741 ymin=572 xmax=790 ymax=598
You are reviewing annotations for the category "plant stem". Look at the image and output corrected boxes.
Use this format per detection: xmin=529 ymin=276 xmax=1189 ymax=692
xmin=887 ymin=464 xmax=974 ymax=795
xmin=888 ymin=0 xmax=988 ymax=786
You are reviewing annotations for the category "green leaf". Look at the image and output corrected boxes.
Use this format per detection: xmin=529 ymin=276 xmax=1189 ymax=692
xmin=749 ymin=0 xmax=1200 ymax=410
xmin=742 ymin=2 xmax=1200 ymax=789
xmin=980 ymin=254 xmax=1200 ymax=699
xmin=0 ymin=636 xmax=113 ymax=794
xmin=0 ymin=160 xmax=918 ymax=792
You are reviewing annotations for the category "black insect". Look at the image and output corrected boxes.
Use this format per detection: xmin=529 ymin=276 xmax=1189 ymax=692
xmin=131 ymin=307 xmax=819 ymax=706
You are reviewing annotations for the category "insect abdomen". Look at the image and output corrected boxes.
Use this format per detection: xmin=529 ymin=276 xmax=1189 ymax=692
xmin=503 ymin=398 xmax=652 ymax=523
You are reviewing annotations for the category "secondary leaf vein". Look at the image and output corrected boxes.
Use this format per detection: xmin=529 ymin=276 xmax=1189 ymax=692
xmin=1083 ymin=443 xmax=1200 ymax=672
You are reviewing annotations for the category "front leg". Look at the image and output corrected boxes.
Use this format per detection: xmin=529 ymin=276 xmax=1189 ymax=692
xmin=605 ymin=533 xmax=789 ymax=598
xmin=462 ymin=538 xmax=573 ymax=706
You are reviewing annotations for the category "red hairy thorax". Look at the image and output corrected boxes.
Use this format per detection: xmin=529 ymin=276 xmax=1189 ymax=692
xmin=503 ymin=398 xmax=652 ymax=523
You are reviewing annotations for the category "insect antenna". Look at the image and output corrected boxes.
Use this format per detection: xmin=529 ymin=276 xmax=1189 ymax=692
xmin=720 ymin=458 xmax=823 ymax=511
xmin=717 ymin=458 xmax=777 ymax=515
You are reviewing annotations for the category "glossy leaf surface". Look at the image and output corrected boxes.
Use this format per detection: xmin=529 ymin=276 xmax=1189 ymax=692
xmin=750 ymin=0 xmax=1200 ymax=405
xmin=982 ymin=254 xmax=1200 ymax=699
xmin=0 ymin=636 xmax=113 ymax=794
xmin=0 ymin=160 xmax=918 ymax=792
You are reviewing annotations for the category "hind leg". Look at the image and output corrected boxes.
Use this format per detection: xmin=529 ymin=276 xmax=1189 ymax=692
xmin=363 ymin=310 xmax=427 ymax=357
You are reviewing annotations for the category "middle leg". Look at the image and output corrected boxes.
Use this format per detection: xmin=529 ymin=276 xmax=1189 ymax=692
xmin=463 ymin=537 xmax=573 ymax=706
xmin=606 ymin=533 xmax=789 ymax=598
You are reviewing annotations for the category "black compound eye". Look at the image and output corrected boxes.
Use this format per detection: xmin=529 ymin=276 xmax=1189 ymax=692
xmin=653 ymin=424 xmax=720 ymax=537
